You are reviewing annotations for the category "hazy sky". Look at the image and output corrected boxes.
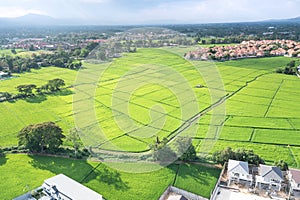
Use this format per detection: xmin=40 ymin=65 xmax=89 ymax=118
xmin=0 ymin=0 xmax=300 ymax=24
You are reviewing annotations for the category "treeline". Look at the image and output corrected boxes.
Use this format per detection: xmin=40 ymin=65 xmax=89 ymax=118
xmin=171 ymin=22 xmax=300 ymax=42
xmin=211 ymin=147 xmax=289 ymax=171
xmin=0 ymin=42 xmax=100 ymax=73
xmin=196 ymin=36 xmax=251 ymax=45
xmin=211 ymin=147 xmax=265 ymax=165
xmin=90 ymin=37 xmax=194 ymax=61
xmin=276 ymin=60 xmax=299 ymax=75
xmin=151 ymin=136 xmax=197 ymax=162
xmin=0 ymin=78 xmax=65 ymax=102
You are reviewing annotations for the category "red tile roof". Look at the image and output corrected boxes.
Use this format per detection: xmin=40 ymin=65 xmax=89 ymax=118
xmin=290 ymin=169 xmax=300 ymax=183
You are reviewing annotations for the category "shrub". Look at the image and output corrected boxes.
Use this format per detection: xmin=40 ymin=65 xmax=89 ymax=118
xmin=212 ymin=147 xmax=265 ymax=165
xmin=274 ymin=160 xmax=288 ymax=171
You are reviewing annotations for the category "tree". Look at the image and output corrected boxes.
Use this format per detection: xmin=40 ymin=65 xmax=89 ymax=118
xmin=174 ymin=136 xmax=196 ymax=161
xmin=46 ymin=78 xmax=65 ymax=91
xmin=16 ymin=84 xmax=37 ymax=96
xmin=0 ymin=92 xmax=12 ymax=101
xmin=274 ymin=160 xmax=288 ymax=171
xmin=0 ymin=148 xmax=4 ymax=157
xmin=151 ymin=137 xmax=176 ymax=162
xmin=80 ymin=48 xmax=90 ymax=58
xmin=73 ymin=49 xmax=81 ymax=58
xmin=212 ymin=147 xmax=264 ymax=165
xmin=29 ymin=45 xmax=35 ymax=51
xmin=66 ymin=128 xmax=82 ymax=157
xmin=212 ymin=147 xmax=235 ymax=165
xmin=11 ymin=49 xmax=17 ymax=54
xmin=18 ymin=122 xmax=65 ymax=153
xmin=86 ymin=42 xmax=99 ymax=51
xmin=288 ymin=60 xmax=296 ymax=68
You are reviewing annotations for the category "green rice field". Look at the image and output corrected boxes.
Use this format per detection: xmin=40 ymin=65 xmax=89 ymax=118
xmin=0 ymin=154 xmax=220 ymax=200
xmin=1 ymin=47 xmax=300 ymax=198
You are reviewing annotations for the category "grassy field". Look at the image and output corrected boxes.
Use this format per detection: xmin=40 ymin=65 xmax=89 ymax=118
xmin=1 ymin=47 xmax=300 ymax=198
xmin=1 ymin=48 xmax=300 ymax=162
xmin=0 ymin=49 xmax=51 ymax=57
xmin=0 ymin=154 xmax=220 ymax=199
xmin=0 ymin=67 xmax=77 ymax=146
xmin=194 ymin=56 xmax=300 ymax=168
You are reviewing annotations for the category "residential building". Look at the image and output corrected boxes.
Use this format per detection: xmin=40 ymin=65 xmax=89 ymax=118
xmin=255 ymin=165 xmax=283 ymax=191
xmin=288 ymin=169 xmax=300 ymax=193
xmin=227 ymin=159 xmax=253 ymax=186
xmin=42 ymin=174 xmax=102 ymax=200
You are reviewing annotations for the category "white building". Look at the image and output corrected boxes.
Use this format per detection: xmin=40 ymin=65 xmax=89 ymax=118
xmin=288 ymin=169 xmax=300 ymax=194
xmin=255 ymin=165 xmax=283 ymax=191
xmin=227 ymin=159 xmax=253 ymax=186
xmin=42 ymin=174 xmax=102 ymax=200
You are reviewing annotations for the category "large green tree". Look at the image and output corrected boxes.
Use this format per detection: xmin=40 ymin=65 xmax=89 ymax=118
xmin=18 ymin=122 xmax=65 ymax=153
xmin=46 ymin=78 xmax=65 ymax=92
xmin=174 ymin=136 xmax=196 ymax=161
xmin=212 ymin=147 xmax=265 ymax=165
xmin=151 ymin=137 xmax=176 ymax=162
xmin=274 ymin=160 xmax=289 ymax=171
xmin=16 ymin=84 xmax=37 ymax=96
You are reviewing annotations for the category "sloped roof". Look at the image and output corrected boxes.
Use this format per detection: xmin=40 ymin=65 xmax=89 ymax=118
xmin=43 ymin=174 xmax=102 ymax=200
xmin=167 ymin=194 xmax=188 ymax=200
xmin=290 ymin=169 xmax=300 ymax=183
xmin=228 ymin=159 xmax=249 ymax=175
xmin=259 ymin=165 xmax=283 ymax=181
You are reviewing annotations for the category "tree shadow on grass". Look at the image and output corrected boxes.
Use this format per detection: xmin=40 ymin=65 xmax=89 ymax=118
xmin=49 ymin=89 xmax=74 ymax=97
xmin=167 ymin=162 xmax=221 ymax=193
xmin=0 ymin=155 xmax=8 ymax=166
xmin=25 ymin=95 xmax=47 ymax=103
xmin=28 ymin=155 xmax=129 ymax=192
xmin=7 ymin=99 xmax=17 ymax=104
xmin=84 ymin=166 xmax=130 ymax=191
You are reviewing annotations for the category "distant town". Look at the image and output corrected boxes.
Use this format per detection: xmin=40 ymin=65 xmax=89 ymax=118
xmin=185 ymin=39 xmax=300 ymax=61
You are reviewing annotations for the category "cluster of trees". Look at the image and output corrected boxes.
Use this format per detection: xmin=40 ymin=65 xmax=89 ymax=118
xmin=0 ymin=78 xmax=65 ymax=102
xmin=173 ymin=22 xmax=300 ymax=42
xmin=212 ymin=147 xmax=265 ymax=165
xmin=276 ymin=60 xmax=299 ymax=75
xmin=151 ymin=136 xmax=196 ymax=162
xmin=17 ymin=122 xmax=89 ymax=158
xmin=274 ymin=160 xmax=289 ymax=171
xmin=90 ymin=35 xmax=194 ymax=61
xmin=196 ymin=36 xmax=251 ymax=45
xmin=0 ymin=148 xmax=4 ymax=157
xmin=18 ymin=122 xmax=65 ymax=153
xmin=0 ymin=44 xmax=100 ymax=73
xmin=0 ymin=53 xmax=82 ymax=74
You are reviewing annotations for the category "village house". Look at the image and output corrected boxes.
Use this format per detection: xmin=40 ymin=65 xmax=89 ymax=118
xmin=0 ymin=71 xmax=9 ymax=79
xmin=227 ymin=159 xmax=253 ymax=186
xmin=288 ymin=169 xmax=300 ymax=196
xmin=42 ymin=174 xmax=103 ymax=200
xmin=185 ymin=39 xmax=300 ymax=61
xmin=255 ymin=164 xmax=284 ymax=191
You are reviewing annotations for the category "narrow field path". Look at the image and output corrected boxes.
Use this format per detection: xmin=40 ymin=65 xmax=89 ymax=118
xmin=264 ymin=79 xmax=284 ymax=117
xmin=95 ymin=72 xmax=272 ymax=156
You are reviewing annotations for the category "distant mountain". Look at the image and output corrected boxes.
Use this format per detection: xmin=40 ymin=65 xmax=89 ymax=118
xmin=0 ymin=13 xmax=300 ymax=27
xmin=0 ymin=13 xmax=91 ymax=26
xmin=266 ymin=16 xmax=300 ymax=23
xmin=13 ymin=14 xmax=57 ymax=25
xmin=0 ymin=14 xmax=59 ymax=26
xmin=286 ymin=16 xmax=300 ymax=22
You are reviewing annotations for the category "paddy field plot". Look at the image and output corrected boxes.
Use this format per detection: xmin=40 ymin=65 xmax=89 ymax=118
xmin=1 ymin=48 xmax=300 ymax=166
xmin=0 ymin=154 xmax=220 ymax=200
